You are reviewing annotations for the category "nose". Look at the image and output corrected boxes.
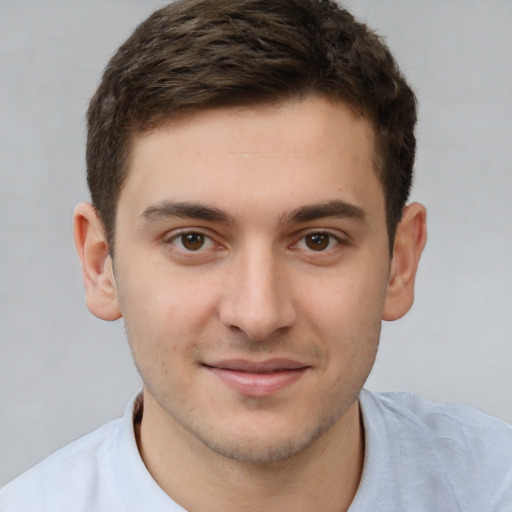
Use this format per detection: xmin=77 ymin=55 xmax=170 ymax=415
xmin=218 ymin=247 xmax=297 ymax=341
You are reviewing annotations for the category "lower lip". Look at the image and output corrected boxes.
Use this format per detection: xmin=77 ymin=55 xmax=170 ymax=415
xmin=205 ymin=367 xmax=308 ymax=397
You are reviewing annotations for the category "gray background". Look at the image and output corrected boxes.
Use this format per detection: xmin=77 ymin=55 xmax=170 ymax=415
xmin=1 ymin=1 xmax=511 ymax=486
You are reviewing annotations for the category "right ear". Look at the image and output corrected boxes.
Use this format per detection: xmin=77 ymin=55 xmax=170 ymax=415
xmin=73 ymin=202 xmax=122 ymax=321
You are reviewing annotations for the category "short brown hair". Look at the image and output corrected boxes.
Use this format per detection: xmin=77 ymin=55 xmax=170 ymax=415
xmin=87 ymin=0 xmax=417 ymax=251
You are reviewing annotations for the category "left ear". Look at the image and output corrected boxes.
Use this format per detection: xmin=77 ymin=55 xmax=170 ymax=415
xmin=382 ymin=202 xmax=427 ymax=321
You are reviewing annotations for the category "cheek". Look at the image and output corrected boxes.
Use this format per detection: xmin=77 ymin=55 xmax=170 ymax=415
xmin=299 ymin=262 xmax=388 ymax=364
xmin=116 ymin=266 xmax=222 ymax=361
xmin=304 ymin=266 xmax=388 ymax=328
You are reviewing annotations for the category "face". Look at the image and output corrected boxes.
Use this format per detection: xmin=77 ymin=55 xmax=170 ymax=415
xmin=112 ymin=96 xmax=392 ymax=463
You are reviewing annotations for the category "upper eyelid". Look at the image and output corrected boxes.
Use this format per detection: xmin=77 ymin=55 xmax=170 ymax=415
xmin=163 ymin=230 xmax=219 ymax=255
xmin=163 ymin=227 xmax=216 ymax=241
xmin=293 ymin=231 xmax=342 ymax=247
xmin=160 ymin=227 xmax=349 ymax=248
xmin=292 ymin=228 xmax=348 ymax=242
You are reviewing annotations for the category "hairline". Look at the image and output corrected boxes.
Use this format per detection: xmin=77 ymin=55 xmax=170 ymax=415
xmin=105 ymin=92 xmax=395 ymax=257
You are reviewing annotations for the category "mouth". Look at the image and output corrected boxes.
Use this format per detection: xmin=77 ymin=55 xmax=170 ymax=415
xmin=202 ymin=358 xmax=310 ymax=397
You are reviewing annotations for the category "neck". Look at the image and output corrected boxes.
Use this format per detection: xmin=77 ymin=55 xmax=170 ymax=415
xmin=136 ymin=392 xmax=364 ymax=512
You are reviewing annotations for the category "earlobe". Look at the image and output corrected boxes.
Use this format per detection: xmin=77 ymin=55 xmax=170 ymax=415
xmin=73 ymin=202 xmax=122 ymax=321
xmin=382 ymin=202 xmax=427 ymax=321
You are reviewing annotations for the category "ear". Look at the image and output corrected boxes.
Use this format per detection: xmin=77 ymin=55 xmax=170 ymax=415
xmin=73 ymin=202 xmax=122 ymax=321
xmin=382 ymin=202 xmax=427 ymax=321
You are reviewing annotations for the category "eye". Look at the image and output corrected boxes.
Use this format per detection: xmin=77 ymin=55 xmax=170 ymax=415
xmin=296 ymin=232 xmax=340 ymax=252
xmin=170 ymin=231 xmax=215 ymax=251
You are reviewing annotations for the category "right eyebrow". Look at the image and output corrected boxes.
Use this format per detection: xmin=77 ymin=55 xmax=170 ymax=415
xmin=140 ymin=200 xmax=235 ymax=225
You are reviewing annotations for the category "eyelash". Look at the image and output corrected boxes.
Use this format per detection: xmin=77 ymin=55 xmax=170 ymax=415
xmin=169 ymin=232 xmax=215 ymax=251
xmin=164 ymin=230 xmax=345 ymax=254
xmin=292 ymin=232 xmax=342 ymax=252
xmin=163 ymin=230 xmax=218 ymax=253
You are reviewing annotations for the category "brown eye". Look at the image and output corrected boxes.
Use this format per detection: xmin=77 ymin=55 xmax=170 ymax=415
xmin=304 ymin=232 xmax=331 ymax=251
xmin=168 ymin=231 xmax=216 ymax=253
xmin=181 ymin=232 xmax=206 ymax=251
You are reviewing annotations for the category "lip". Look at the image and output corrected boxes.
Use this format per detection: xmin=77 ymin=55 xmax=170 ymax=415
xmin=203 ymin=358 xmax=310 ymax=397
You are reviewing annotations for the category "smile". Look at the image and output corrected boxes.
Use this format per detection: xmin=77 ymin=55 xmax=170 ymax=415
xmin=203 ymin=359 xmax=310 ymax=397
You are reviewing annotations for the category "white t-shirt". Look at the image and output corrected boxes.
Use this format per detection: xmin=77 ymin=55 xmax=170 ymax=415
xmin=1 ymin=390 xmax=511 ymax=511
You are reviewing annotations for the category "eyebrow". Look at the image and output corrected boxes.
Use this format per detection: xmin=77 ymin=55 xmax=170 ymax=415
xmin=140 ymin=198 xmax=366 ymax=227
xmin=286 ymin=200 xmax=366 ymax=224
xmin=141 ymin=201 xmax=234 ymax=225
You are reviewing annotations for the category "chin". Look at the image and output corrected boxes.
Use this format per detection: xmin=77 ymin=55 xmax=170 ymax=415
xmin=190 ymin=410 xmax=343 ymax=465
xmin=201 ymin=436 xmax=313 ymax=465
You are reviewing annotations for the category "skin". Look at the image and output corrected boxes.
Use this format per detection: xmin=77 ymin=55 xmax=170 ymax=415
xmin=74 ymin=95 xmax=427 ymax=512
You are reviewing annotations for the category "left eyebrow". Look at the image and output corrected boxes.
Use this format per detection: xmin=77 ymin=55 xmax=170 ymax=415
xmin=285 ymin=199 xmax=367 ymax=224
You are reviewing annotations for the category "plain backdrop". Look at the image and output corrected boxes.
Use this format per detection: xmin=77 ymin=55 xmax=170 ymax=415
xmin=1 ymin=0 xmax=511 ymax=487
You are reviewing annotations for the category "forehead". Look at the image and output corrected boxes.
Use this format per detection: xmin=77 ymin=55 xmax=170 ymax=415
xmin=120 ymin=96 xmax=384 ymax=224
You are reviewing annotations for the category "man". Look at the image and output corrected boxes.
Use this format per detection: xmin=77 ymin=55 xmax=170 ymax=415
xmin=1 ymin=0 xmax=511 ymax=510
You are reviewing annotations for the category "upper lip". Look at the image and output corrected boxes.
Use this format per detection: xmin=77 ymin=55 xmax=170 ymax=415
xmin=203 ymin=358 xmax=310 ymax=373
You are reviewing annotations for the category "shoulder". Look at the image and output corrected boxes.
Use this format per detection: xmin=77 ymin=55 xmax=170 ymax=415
xmin=362 ymin=389 xmax=512 ymax=441
xmin=359 ymin=390 xmax=512 ymax=509
xmin=0 ymin=419 xmax=124 ymax=512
